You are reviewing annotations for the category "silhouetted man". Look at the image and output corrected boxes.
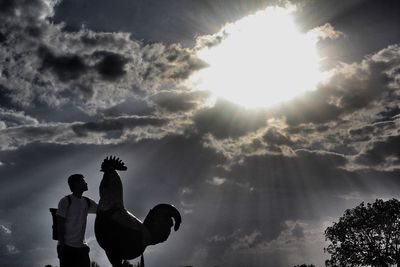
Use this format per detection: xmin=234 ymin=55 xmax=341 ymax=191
xmin=56 ymin=174 xmax=98 ymax=267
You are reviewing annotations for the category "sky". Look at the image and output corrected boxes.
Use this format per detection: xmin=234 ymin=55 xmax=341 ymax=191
xmin=1 ymin=0 xmax=400 ymax=266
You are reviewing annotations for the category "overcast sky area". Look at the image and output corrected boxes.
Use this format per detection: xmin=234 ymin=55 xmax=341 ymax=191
xmin=1 ymin=0 xmax=400 ymax=266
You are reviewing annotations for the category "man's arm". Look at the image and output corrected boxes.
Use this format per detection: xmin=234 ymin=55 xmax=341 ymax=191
xmin=56 ymin=215 xmax=66 ymax=245
xmin=56 ymin=197 xmax=68 ymax=245
xmin=88 ymin=199 xmax=98 ymax=214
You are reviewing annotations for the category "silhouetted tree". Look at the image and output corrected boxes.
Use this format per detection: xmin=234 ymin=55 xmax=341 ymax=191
xmin=325 ymin=198 xmax=400 ymax=267
xmin=294 ymin=264 xmax=315 ymax=267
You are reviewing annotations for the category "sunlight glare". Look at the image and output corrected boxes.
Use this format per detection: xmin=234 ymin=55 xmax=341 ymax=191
xmin=189 ymin=7 xmax=324 ymax=108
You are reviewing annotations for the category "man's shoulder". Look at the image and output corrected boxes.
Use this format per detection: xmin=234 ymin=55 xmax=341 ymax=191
xmin=57 ymin=195 xmax=72 ymax=217
xmin=83 ymin=196 xmax=97 ymax=207
xmin=59 ymin=195 xmax=72 ymax=204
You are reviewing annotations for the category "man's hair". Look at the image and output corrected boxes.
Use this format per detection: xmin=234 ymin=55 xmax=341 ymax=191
xmin=68 ymin=174 xmax=84 ymax=191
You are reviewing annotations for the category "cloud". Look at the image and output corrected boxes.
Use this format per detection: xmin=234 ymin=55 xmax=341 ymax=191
xmin=279 ymin=44 xmax=400 ymax=126
xmin=93 ymin=51 xmax=128 ymax=81
xmin=0 ymin=115 xmax=169 ymax=150
xmin=38 ymin=45 xmax=90 ymax=81
xmin=352 ymin=135 xmax=400 ymax=171
xmin=149 ymin=90 xmax=211 ymax=113
xmin=0 ymin=0 xmax=56 ymax=21
xmin=348 ymin=120 xmax=398 ymax=142
xmin=1 ymin=26 xmax=141 ymax=111
xmin=71 ymin=115 xmax=166 ymax=137
xmin=0 ymin=108 xmax=39 ymax=128
xmin=206 ymin=44 xmax=395 ymax=171
xmin=0 ymin=1 xmax=206 ymax=115
xmin=309 ymin=23 xmax=344 ymax=40
xmin=279 ymin=91 xmax=342 ymax=126
xmin=262 ymin=127 xmax=294 ymax=148
xmin=142 ymin=43 xmax=207 ymax=82
xmin=195 ymin=42 xmax=400 ymax=170
xmin=194 ymin=99 xmax=267 ymax=139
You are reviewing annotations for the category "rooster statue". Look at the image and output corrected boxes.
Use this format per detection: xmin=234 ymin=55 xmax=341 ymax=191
xmin=95 ymin=156 xmax=181 ymax=267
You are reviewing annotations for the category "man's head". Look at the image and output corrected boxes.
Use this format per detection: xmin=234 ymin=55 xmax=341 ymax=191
xmin=68 ymin=174 xmax=88 ymax=193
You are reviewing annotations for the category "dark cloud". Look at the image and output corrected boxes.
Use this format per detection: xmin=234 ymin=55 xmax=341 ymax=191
xmin=262 ymin=127 xmax=293 ymax=146
xmin=0 ymin=31 xmax=6 ymax=43
xmin=354 ymin=135 xmax=400 ymax=169
xmin=375 ymin=106 xmax=400 ymax=122
xmin=0 ymin=0 xmax=51 ymax=19
xmin=348 ymin=121 xmax=397 ymax=142
xmin=0 ymin=114 xmax=171 ymax=150
xmin=335 ymin=62 xmax=391 ymax=110
xmin=0 ymin=85 xmax=19 ymax=110
xmin=39 ymin=46 xmax=88 ymax=82
xmin=142 ymin=43 xmax=207 ymax=82
xmin=150 ymin=90 xmax=210 ymax=112
xmin=72 ymin=116 xmax=166 ymax=137
xmin=0 ymin=108 xmax=38 ymax=128
xmin=194 ymin=99 xmax=267 ymax=138
xmin=94 ymin=51 xmax=128 ymax=81
xmin=280 ymin=91 xmax=342 ymax=126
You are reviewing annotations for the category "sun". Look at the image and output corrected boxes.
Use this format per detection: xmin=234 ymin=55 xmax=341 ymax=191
xmin=189 ymin=6 xmax=325 ymax=108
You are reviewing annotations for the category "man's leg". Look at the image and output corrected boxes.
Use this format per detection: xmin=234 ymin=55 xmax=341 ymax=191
xmin=76 ymin=246 xmax=91 ymax=267
xmin=58 ymin=245 xmax=75 ymax=267
xmin=57 ymin=245 xmax=65 ymax=267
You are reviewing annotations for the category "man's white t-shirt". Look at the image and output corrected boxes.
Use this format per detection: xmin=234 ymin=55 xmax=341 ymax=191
xmin=56 ymin=194 xmax=97 ymax=247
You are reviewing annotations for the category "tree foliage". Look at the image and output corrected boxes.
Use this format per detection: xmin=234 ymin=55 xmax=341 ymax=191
xmin=325 ymin=198 xmax=400 ymax=267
